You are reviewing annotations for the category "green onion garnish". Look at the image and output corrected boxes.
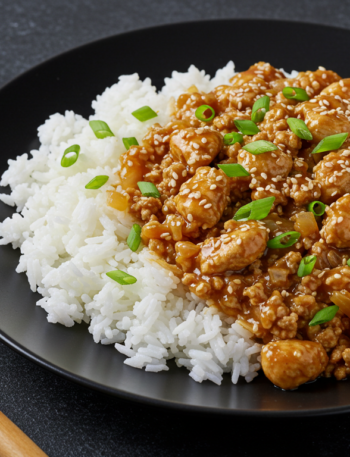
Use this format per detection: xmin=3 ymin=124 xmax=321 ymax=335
xmin=195 ymin=105 xmax=215 ymax=122
xmin=132 ymin=106 xmax=158 ymax=122
xmin=218 ymin=164 xmax=250 ymax=177
xmin=127 ymin=224 xmax=142 ymax=252
xmin=137 ymin=182 xmax=161 ymax=198
xmin=282 ymin=87 xmax=310 ymax=101
xmin=287 ymin=118 xmax=313 ymax=141
xmin=297 ymin=255 xmax=317 ymax=278
xmin=233 ymin=197 xmax=275 ymax=221
xmin=61 ymin=144 xmax=80 ymax=168
xmin=307 ymin=201 xmax=326 ymax=217
xmin=309 ymin=305 xmax=339 ymax=326
xmin=312 ymin=132 xmax=348 ymax=154
xmin=106 ymin=270 xmax=137 ymax=285
xmin=348 ymin=259 xmax=350 ymax=267
xmin=223 ymin=132 xmax=244 ymax=146
xmin=85 ymin=175 xmax=109 ymax=190
xmin=242 ymin=140 xmax=278 ymax=155
xmin=123 ymin=137 xmax=139 ymax=150
xmin=234 ymin=120 xmax=260 ymax=135
xmin=251 ymin=96 xmax=270 ymax=123
xmin=89 ymin=120 xmax=115 ymax=139
xmin=267 ymin=231 xmax=301 ymax=249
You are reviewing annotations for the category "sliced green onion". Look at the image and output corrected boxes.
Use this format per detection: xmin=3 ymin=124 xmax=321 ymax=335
xmin=348 ymin=259 xmax=350 ymax=267
xmin=195 ymin=105 xmax=215 ymax=122
xmin=287 ymin=118 xmax=313 ymax=141
xmin=123 ymin=137 xmax=139 ymax=150
xmin=137 ymin=181 xmax=160 ymax=198
xmin=251 ymin=96 xmax=270 ymax=123
xmin=218 ymin=163 xmax=250 ymax=177
xmin=242 ymin=140 xmax=278 ymax=155
xmin=132 ymin=106 xmax=158 ymax=122
xmin=267 ymin=231 xmax=301 ymax=249
xmin=85 ymin=175 xmax=109 ymax=190
xmin=89 ymin=120 xmax=115 ymax=139
xmin=233 ymin=197 xmax=275 ymax=221
xmin=309 ymin=305 xmax=339 ymax=326
xmin=106 ymin=270 xmax=137 ymax=285
xmin=282 ymin=87 xmax=310 ymax=101
xmin=297 ymin=255 xmax=317 ymax=278
xmin=61 ymin=144 xmax=80 ymax=168
xmin=307 ymin=201 xmax=326 ymax=217
xmin=234 ymin=120 xmax=260 ymax=135
xmin=127 ymin=224 xmax=142 ymax=252
xmin=223 ymin=132 xmax=244 ymax=145
xmin=312 ymin=132 xmax=348 ymax=154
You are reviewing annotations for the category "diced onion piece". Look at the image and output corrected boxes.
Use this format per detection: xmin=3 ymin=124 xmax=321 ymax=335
xmin=293 ymin=211 xmax=319 ymax=239
xmin=331 ymin=291 xmax=350 ymax=318
xmin=107 ymin=191 xmax=129 ymax=211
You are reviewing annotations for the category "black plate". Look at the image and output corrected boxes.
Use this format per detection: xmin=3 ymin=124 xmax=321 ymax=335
xmin=1 ymin=19 xmax=350 ymax=417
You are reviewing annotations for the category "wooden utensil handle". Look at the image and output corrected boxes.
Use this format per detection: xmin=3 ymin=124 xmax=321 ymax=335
xmin=0 ymin=411 xmax=48 ymax=457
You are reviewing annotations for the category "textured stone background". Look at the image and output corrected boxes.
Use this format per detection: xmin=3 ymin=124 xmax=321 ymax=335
xmin=1 ymin=1 xmax=350 ymax=455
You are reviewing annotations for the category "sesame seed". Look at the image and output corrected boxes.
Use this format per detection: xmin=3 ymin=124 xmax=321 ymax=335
xmin=182 ymin=188 xmax=190 ymax=195
xmin=236 ymin=238 xmax=242 ymax=245
xmin=261 ymin=173 xmax=268 ymax=179
xmin=338 ymin=217 xmax=344 ymax=223
xmin=182 ymin=170 xmax=187 ymax=177
xmin=199 ymin=199 xmax=207 ymax=206
xmin=216 ymin=176 xmax=223 ymax=181
xmin=173 ymin=172 xmax=178 ymax=180
xmin=334 ymin=274 xmax=341 ymax=279
xmin=204 ymin=203 xmax=212 ymax=209
xmin=187 ymin=214 xmax=193 ymax=222
xmin=201 ymin=137 xmax=207 ymax=144
xmin=233 ymin=279 xmax=241 ymax=284
xmin=228 ymin=286 xmax=233 ymax=294
xmin=127 ymin=160 xmax=133 ymax=167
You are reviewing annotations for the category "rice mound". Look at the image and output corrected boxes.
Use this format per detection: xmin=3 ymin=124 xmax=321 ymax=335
xmin=0 ymin=62 xmax=263 ymax=385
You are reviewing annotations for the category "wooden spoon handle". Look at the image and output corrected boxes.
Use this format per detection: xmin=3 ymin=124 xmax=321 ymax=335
xmin=0 ymin=411 xmax=48 ymax=457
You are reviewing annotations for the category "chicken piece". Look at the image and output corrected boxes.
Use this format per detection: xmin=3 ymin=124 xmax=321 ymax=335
xmin=118 ymin=145 xmax=152 ymax=190
xmin=304 ymin=110 xmax=350 ymax=144
xmin=157 ymin=162 xmax=188 ymax=197
xmin=317 ymin=266 xmax=350 ymax=300
xmin=292 ymin=68 xmax=341 ymax=97
xmin=284 ymin=175 xmax=322 ymax=206
xmin=261 ymin=339 xmax=328 ymax=390
xmin=314 ymin=150 xmax=350 ymax=204
xmin=174 ymin=167 xmax=229 ymax=230
xmin=174 ymin=91 xmax=218 ymax=127
xmin=212 ymin=108 xmax=250 ymax=132
xmin=237 ymin=141 xmax=292 ymax=184
xmin=237 ymin=141 xmax=292 ymax=206
xmin=229 ymin=62 xmax=286 ymax=86
xmin=169 ymin=127 xmax=223 ymax=174
xmin=214 ymin=64 xmax=278 ymax=113
xmin=295 ymin=93 xmax=347 ymax=118
xmin=198 ymin=219 xmax=268 ymax=274
xmin=321 ymin=78 xmax=350 ymax=100
xmin=142 ymin=121 xmax=189 ymax=157
xmin=321 ymin=194 xmax=350 ymax=248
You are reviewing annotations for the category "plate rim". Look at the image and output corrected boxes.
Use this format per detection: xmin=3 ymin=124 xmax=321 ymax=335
xmin=2 ymin=18 xmax=350 ymax=417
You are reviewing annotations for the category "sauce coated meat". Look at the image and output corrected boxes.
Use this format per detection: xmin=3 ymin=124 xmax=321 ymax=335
xmin=109 ymin=62 xmax=350 ymax=389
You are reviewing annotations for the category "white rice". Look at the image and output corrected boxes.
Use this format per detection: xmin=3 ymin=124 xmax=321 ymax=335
xmin=0 ymin=61 xmax=269 ymax=385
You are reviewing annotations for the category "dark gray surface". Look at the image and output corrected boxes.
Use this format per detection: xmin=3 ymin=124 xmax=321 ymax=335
xmin=1 ymin=1 xmax=350 ymax=456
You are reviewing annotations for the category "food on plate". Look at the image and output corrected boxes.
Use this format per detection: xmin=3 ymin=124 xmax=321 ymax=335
xmin=2 ymin=61 xmax=350 ymax=389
